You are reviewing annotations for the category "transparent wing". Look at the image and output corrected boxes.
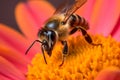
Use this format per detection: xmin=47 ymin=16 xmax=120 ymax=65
xmin=63 ymin=0 xmax=87 ymax=23
xmin=54 ymin=0 xmax=69 ymax=14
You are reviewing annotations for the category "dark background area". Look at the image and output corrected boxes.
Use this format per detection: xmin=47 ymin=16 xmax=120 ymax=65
xmin=0 ymin=0 xmax=73 ymax=33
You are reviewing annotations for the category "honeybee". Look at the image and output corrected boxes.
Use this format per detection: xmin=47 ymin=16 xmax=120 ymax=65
xmin=25 ymin=0 xmax=101 ymax=66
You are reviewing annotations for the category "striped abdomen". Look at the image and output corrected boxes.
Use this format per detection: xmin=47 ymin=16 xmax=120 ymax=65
xmin=69 ymin=14 xmax=89 ymax=30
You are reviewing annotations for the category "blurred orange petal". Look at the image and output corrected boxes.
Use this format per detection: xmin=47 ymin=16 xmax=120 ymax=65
xmin=0 ymin=24 xmax=38 ymax=59
xmin=15 ymin=1 xmax=55 ymax=40
xmin=0 ymin=56 xmax=26 ymax=80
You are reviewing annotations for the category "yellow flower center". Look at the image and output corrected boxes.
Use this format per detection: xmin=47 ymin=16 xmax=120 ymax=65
xmin=26 ymin=35 xmax=120 ymax=80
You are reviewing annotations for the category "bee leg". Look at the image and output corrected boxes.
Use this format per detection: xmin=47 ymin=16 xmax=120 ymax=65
xmin=69 ymin=27 xmax=78 ymax=35
xmin=41 ymin=45 xmax=47 ymax=64
xmin=59 ymin=41 xmax=68 ymax=67
xmin=79 ymin=27 xmax=102 ymax=46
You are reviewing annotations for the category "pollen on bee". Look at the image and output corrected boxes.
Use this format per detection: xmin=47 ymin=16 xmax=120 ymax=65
xmin=26 ymin=35 xmax=120 ymax=80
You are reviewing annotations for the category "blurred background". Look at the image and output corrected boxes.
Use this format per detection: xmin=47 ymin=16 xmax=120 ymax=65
xmin=0 ymin=0 xmax=73 ymax=33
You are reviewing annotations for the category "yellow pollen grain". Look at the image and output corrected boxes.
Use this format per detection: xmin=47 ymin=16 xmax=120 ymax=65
xmin=27 ymin=35 xmax=120 ymax=80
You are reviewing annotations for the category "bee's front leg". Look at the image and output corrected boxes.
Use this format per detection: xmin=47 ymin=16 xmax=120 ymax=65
xmin=59 ymin=40 xmax=68 ymax=67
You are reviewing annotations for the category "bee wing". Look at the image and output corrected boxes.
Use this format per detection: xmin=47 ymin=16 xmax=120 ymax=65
xmin=63 ymin=0 xmax=87 ymax=23
xmin=54 ymin=0 xmax=69 ymax=14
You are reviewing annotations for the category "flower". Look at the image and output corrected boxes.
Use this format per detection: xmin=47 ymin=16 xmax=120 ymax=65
xmin=0 ymin=0 xmax=120 ymax=80
xmin=0 ymin=1 xmax=54 ymax=79
xmin=27 ymin=35 xmax=120 ymax=80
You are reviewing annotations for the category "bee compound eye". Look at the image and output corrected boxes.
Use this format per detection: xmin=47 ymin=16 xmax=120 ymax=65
xmin=49 ymin=31 xmax=56 ymax=40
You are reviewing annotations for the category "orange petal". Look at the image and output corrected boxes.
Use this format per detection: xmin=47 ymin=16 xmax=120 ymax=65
xmin=95 ymin=67 xmax=120 ymax=80
xmin=0 ymin=56 xmax=26 ymax=80
xmin=15 ymin=0 xmax=55 ymax=40
xmin=89 ymin=0 xmax=120 ymax=36
xmin=0 ymin=24 xmax=39 ymax=59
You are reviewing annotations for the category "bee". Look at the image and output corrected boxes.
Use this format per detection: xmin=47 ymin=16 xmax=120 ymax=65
xmin=25 ymin=0 xmax=102 ymax=66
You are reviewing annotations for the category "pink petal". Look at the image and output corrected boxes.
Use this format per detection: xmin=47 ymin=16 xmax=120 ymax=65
xmin=76 ymin=0 xmax=96 ymax=20
xmin=0 ymin=24 xmax=39 ymax=59
xmin=95 ymin=67 xmax=120 ymax=80
xmin=0 ymin=75 xmax=11 ymax=80
xmin=0 ymin=43 xmax=29 ymax=73
xmin=0 ymin=56 xmax=26 ymax=80
xmin=72 ymin=0 xmax=120 ymax=38
xmin=111 ymin=16 xmax=120 ymax=41
xmin=89 ymin=0 xmax=120 ymax=36
xmin=15 ymin=1 xmax=55 ymax=40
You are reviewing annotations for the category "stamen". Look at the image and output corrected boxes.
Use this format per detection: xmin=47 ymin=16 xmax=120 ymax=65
xmin=26 ymin=35 xmax=120 ymax=80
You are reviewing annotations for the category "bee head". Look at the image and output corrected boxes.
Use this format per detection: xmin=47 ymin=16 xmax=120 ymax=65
xmin=38 ymin=29 xmax=57 ymax=56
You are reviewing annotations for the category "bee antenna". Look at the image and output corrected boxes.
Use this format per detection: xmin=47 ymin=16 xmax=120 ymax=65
xmin=25 ymin=40 xmax=42 ymax=55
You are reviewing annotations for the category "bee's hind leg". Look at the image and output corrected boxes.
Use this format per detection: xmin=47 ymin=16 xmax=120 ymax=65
xmin=69 ymin=27 xmax=102 ymax=47
xmin=59 ymin=41 xmax=68 ymax=67
xmin=79 ymin=27 xmax=102 ymax=47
